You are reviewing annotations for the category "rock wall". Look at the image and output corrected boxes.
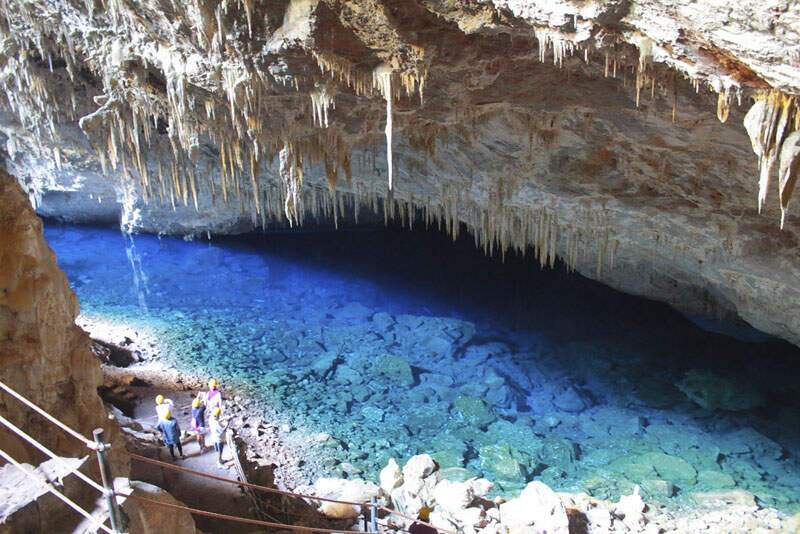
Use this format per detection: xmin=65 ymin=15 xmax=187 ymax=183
xmin=0 ymin=1 xmax=799 ymax=345
xmin=0 ymin=167 xmax=127 ymax=475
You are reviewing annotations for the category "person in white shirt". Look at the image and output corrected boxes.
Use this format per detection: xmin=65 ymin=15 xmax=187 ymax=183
xmin=207 ymin=407 xmax=229 ymax=469
xmin=155 ymin=394 xmax=174 ymax=421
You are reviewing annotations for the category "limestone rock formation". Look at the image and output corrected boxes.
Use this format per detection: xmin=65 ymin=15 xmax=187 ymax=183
xmin=0 ymin=1 xmax=799 ymax=345
xmin=119 ymin=480 xmax=196 ymax=534
xmin=0 ymin=168 xmax=127 ymax=473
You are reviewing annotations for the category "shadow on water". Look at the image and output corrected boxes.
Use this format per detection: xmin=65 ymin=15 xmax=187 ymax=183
xmin=43 ymin=220 xmax=800 ymax=511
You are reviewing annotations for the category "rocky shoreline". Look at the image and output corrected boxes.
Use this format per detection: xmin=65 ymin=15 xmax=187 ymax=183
xmin=85 ymin=313 xmax=800 ymax=533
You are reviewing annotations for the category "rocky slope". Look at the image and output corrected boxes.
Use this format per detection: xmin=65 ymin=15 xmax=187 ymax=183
xmin=0 ymin=168 xmax=126 ymax=473
xmin=1 ymin=1 xmax=799 ymax=344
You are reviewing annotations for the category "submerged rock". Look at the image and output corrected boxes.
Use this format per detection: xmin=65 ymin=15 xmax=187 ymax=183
xmin=676 ymin=369 xmax=763 ymax=411
xmin=452 ymin=396 xmax=497 ymax=429
xmin=637 ymin=452 xmax=697 ymax=488
xmin=553 ymin=386 xmax=588 ymax=412
xmin=696 ymin=470 xmax=736 ymax=490
xmin=479 ymin=443 xmax=529 ymax=483
xmin=372 ymin=354 xmax=414 ymax=387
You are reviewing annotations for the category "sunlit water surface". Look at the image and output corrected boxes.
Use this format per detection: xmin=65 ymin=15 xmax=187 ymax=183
xmin=44 ymin=222 xmax=800 ymax=512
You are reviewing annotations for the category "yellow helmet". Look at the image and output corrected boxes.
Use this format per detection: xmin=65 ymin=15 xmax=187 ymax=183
xmin=192 ymin=398 xmax=201 ymax=409
xmin=418 ymin=507 xmax=432 ymax=521
xmin=212 ymin=407 xmax=221 ymax=417
xmin=208 ymin=379 xmax=217 ymax=390
xmin=155 ymin=395 xmax=164 ymax=404
xmin=164 ymin=409 xmax=171 ymax=419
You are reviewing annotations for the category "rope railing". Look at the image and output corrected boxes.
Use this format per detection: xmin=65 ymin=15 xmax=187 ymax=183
xmin=0 ymin=447 xmax=114 ymax=534
xmin=124 ymin=449 xmax=460 ymax=534
xmin=0 ymin=414 xmax=105 ymax=494
xmin=122 ymin=492 xmax=376 ymax=534
xmin=121 ymin=450 xmax=378 ymax=507
xmin=0 ymin=380 xmax=95 ymax=449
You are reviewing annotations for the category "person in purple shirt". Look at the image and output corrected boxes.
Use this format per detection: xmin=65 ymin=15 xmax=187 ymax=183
xmin=191 ymin=395 xmax=207 ymax=453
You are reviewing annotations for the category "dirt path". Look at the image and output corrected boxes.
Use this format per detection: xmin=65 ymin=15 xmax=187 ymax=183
xmin=118 ymin=382 xmax=264 ymax=533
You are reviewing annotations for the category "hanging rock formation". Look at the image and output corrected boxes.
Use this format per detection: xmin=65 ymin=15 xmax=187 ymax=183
xmin=1 ymin=1 xmax=800 ymax=345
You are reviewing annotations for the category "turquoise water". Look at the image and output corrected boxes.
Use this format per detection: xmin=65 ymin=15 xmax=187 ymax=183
xmin=44 ymin=222 xmax=800 ymax=511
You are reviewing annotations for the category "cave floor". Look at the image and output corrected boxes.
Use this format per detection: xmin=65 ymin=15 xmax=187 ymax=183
xmin=46 ymin=222 xmax=800 ymax=515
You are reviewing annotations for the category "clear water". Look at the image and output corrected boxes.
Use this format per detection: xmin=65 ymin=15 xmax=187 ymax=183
xmin=44 ymin=222 xmax=800 ymax=512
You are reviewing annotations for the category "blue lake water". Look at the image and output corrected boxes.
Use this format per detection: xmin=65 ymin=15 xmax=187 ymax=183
xmin=44 ymin=222 xmax=800 ymax=511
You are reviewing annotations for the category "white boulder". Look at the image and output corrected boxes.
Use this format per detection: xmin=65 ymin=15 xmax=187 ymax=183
xmin=499 ymin=481 xmax=569 ymax=534
xmin=380 ymin=458 xmax=403 ymax=493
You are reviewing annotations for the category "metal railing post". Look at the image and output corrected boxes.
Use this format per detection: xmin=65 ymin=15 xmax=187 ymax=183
xmin=370 ymin=496 xmax=377 ymax=533
xmin=93 ymin=428 xmax=123 ymax=534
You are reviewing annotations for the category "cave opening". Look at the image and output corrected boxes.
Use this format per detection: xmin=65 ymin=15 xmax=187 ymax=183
xmin=43 ymin=219 xmax=800 ymax=512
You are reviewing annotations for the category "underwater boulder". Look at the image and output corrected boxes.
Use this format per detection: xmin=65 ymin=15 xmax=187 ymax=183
xmin=337 ymin=302 xmax=374 ymax=321
xmin=689 ymin=489 xmax=757 ymax=508
xmin=461 ymin=341 xmax=511 ymax=364
xmin=439 ymin=467 xmax=475 ymax=483
xmin=637 ymin=452 xmax=697 ymax=488
xmin=371 ymin=311 xmax=395 ymax=332
xmin=553 ymin=386 xmax=589 ymax=412
xmin=432 ymin=448 xmax=465 ymax=468
xmin=478 ymin=443 xmax=529 ymax=483
xmin=311 ymin=352 xmax=341 ymax=379
xmin=696 ymin=470 xmax=736 ymax=490
xmin=486 ymin=420 xmax=541 ymax=458
xmin=539 ymin=438 xmax=578 ymax=469
xmin=676 ymin=369 xmax=763 ymax=411
xmin=419 ymin=335 xmax=454 ymax=359
xmin=717 ymin=427 xmax=783 ymax=459
xmin=372 ymin=354 xmax=414 ymax=386
xmin=453 ymin=396 xmax=497 ymax=429
xmin=640 ymin=479 xmax=676 ymax=500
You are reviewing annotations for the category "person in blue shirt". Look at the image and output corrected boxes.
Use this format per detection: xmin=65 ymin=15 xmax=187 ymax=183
xmin=155 ymin=409 xmax=185 ymax=460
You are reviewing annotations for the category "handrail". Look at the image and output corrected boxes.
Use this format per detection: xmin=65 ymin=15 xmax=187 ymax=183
xmin=0 ymin=380 xmax=95 ymax=448
xmin=0 ymin=414 xmax=105 ymax=494
xmin=124 ymin=449 xmax=460 ymax=534
xmin=122 ymin=492 xmax=376 ymax=533
xmin=0 ymin=447 xmax=114 ymax=534
xmin=121 ymin=450 xmax=377 ymax=507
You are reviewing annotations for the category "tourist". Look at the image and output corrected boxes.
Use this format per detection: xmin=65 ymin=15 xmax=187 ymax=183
xmin=409 ymin=507 xmax=437 ymax=534
xmin=155 ymin=409 xmax=185 ymax=460
xmin=191 ymin=394 xmax=207 ymax=453
xmin=207 ymin=378 xmax=223 ymax=413
xmin=155 ymin=394 xmax=174 ymax=421
xmin=208 ymin=406 xmax=229 ymax=469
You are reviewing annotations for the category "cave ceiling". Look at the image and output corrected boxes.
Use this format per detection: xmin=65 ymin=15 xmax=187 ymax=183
xmin=1 ymin=0 xmax=800 ymax=346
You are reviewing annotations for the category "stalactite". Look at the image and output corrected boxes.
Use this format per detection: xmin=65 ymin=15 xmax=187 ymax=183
xmin=373 ymin=63 xmax=394 ymax=190
xmin=743 ymin=90 xmax=798 ymax=214
xmin=310 ymin=84 xmax=335 ymax=128
xmin=779 ymin=131 xmax=800 ymax=228
xmin=717 ymin=89 xmax=732 ymax=123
